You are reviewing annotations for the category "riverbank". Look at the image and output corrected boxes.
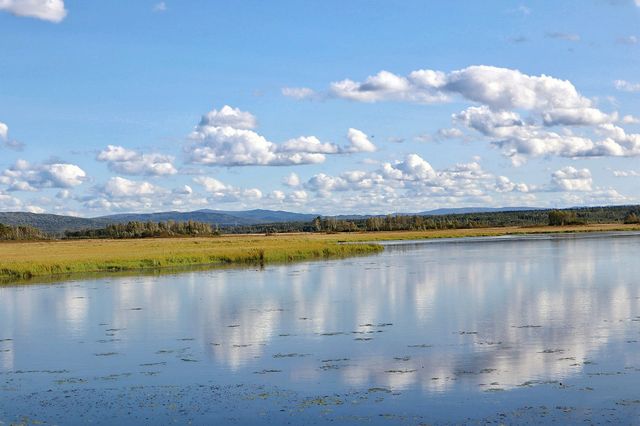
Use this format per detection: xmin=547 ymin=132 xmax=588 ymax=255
xmin=2 ymin=223 xmax=640 ymax=282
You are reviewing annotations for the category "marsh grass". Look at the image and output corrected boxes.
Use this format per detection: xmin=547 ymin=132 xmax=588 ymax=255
xmin=0 ymin=235 xmax=382 ymax=282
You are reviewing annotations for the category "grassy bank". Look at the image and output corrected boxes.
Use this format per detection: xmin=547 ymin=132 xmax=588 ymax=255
xmin=0 ymin=235 xmax=383 ymax=281
xmin=1 ymin=223 xmax=639 ymax=282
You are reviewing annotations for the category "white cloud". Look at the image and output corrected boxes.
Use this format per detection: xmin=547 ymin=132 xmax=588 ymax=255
xmin=0 ymin=122 xmax=7 ymax=140
xmin=454 ymin=106 xmax=640 ymax=165
xmin=551 ymin=167 xmax=592 ymax=191
xmin=194 ymin=176 xmax=262 ymax=202
xmin=329 ymin=66 xmax=594 ymax=113
xmin=281 ymin=87 xmax=316 ymax=100
xmin=97 ymin=145 xmax=177 ymax=176
xmin=0 ymin=191 xmax=23 ymax=210
xmin=614 ymin=79 xmax=640 ymax=92
xmin=345 ymin=128 xmax=376 ymax=153
xmin=330 ymin=69 xmax=448 ymax=103
xmin=199 ymin=105 xmax=257 ymax=130
xmin=278 ymin=136 xmax=339 ymax=154
xmin=104 ymin=177 xmax=159 ymax=198
xmin=613 ymin=170 xmax=640 ymax=177
xmin=187 ymin=106 xmax=374 ymax=166
xmin=283 ymin=172 xmax=300 ymax=187
xmin=0 ymin=0 xmax=67 ymax=22
xmin=0 ymin=160 xmax=86 ymax=191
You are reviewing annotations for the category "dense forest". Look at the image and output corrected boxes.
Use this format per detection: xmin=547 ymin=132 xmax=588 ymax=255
xmin=2 ymin=205 xmax=640 ymax=241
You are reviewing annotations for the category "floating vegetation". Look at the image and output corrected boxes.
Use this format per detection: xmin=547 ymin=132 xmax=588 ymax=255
xmin=321 ymin=358 xmax=349 ymax=363
xmin=272 ymin=353 xmax=308 ymax=358
xmin=385 ymin=369 xmax=416 ymax=374
xmin=539 ymin=349 xmax=565 ymax=354
xmin=253 ymin=369 xmax=281 ymax=374
xmin=367 ymin=387 xmax=392 ymax=393
xmin=139 ymin=362 xmax=166 ymax=367
xmin=393 ymin=356 xmax=411 ymax=361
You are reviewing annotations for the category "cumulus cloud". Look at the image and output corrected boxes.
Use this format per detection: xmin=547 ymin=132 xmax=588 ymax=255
xmin=104 ymin=177 xmax=160 ymax=198
xmin=0 ymin=0 xmax=67 ymax=22
xmin=199 ymin=105 xmax=257 ymax=130
xmin=290 ymin=65 xmax=640 ymax=164
xmin=187 ymin=106 xmax=374 ymax=166
xmin=0 ymin=122 xmax=7 ymax=141
xmin=194 ymin=176 xmax=263 ymax=202
xmin=453 ymin=105 xmax=640 ymax=165
xmin=329 ymin=66 xmax=594 ymax=112
xmin=97 ymin=145 xmax=177 ymax=176
xmin=551 ymin=167 xmax=592 ymax=191
xmin=283 ymin=172 xmax=300 ymax=187
xmin=0 ymin=160 xmax=86 ymax=191
xmin=303 ymin=153 xmax=529 ymax=205
xmin=345 ymin=128 xmax=376 ymax=153
xmin=279 ymin=136 xmax=339 ymax=154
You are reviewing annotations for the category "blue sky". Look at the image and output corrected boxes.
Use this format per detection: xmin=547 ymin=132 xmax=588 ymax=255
xmin=1 ymin=0 xmax=639 ymax=216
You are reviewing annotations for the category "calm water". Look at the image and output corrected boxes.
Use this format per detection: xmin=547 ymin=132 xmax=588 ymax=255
xmin=2 ymin=233 xmax=640 ymax=424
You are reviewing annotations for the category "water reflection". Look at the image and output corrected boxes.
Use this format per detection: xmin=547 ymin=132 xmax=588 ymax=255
xmin=1 ymin=233 xmax=640 ymax=399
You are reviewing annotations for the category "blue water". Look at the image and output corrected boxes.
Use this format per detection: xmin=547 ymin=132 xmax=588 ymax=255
xmin=2 ymin=233 xmax=640 ymax=424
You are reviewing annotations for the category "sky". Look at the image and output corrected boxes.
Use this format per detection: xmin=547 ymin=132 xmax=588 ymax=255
xmin=1 ymin=0 xmax=640 ymax=217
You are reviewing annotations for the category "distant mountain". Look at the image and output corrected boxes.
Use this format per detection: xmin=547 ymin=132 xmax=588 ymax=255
xmin=193 ymin=209 xmax=317 ymax=224
xmin=96 ymin=209 xmax=317 ymax=226
xmin=416 ymin=206 xmax=542 ymax=216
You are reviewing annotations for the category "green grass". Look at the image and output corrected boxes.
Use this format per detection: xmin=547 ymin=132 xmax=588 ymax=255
xmin=0 ymin=235 xmax=382 ymax=282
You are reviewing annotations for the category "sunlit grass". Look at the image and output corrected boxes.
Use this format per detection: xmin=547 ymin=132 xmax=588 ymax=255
xmin=0 ymin=235 xmax=382 ymax=281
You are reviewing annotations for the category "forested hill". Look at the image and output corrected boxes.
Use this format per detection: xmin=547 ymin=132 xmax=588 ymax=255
xmin=0 ymin=209 xmax=318 ymax=234
xmin=1 ymin=205 xmax=639 ymax=236
xmin=0 ymin=212 xmax=112 ymax=234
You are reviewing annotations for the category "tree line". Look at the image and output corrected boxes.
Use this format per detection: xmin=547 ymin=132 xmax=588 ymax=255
xmin=0 ymin=223 xmax=48 ymax=240
xmin=65 ymin=220 xmax=219 ymax=239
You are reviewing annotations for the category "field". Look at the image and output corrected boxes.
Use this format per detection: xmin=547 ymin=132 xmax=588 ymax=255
xmin=1 ymin=223 xmax=639 ymax=282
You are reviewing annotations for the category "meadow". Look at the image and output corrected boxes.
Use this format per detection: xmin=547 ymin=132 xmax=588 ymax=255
xmin=1 ymin=223 xmax=639 ymax=282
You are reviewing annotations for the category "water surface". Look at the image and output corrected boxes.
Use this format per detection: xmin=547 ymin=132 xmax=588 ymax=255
xmin=2 ymin=233 xmax=640 ymax=424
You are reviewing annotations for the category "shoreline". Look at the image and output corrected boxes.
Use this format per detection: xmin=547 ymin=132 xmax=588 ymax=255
xmin=2 ymin=223 xmax=640 ymax=284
